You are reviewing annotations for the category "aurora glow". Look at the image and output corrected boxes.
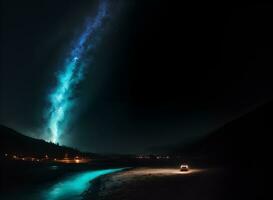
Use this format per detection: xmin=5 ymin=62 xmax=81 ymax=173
xmin=44 ymin=168 xmax=125 ymax=200
xmin=45 ymin=0 xmax=109 ymax=143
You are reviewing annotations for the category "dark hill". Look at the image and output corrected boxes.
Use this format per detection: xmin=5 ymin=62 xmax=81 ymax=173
xmin=172 ymin=101 xmax=272 ymax=200
xmin=174 ymin=100 xmax=272 ymax=165
xmin=0 ymin=125 xmax=92 ymax=158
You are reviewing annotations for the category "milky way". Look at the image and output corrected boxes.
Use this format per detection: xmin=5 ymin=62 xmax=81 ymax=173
xmin=45 ymin=0 xmax=109 ymax=143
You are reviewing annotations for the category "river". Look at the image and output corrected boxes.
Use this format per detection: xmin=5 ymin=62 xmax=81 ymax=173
xmin=1 ymin=167 xmax=125 ymax=200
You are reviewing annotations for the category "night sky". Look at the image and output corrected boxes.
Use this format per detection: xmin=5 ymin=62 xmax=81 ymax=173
xmin=1 ymin=0 xmax=272 ymax=153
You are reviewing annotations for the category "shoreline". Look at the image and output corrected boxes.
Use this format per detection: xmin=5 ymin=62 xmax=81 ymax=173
xmin=83 ymin=166 xmax=221 ymax=200
xmin=83 ymin=167 xmax=133 ymax=200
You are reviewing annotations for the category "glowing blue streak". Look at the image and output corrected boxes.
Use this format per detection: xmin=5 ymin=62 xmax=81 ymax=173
xmin=46 ymin=0 xmax=108 ymax=143
xmin=44 ymin=168 xmax=124 ymax=200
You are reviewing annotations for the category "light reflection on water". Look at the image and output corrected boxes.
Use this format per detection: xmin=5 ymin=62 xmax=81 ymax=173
xmin=49 ymin=165 xmax=59 ymax=170
xmin=43 ymin=168 xmax=124 ymax=200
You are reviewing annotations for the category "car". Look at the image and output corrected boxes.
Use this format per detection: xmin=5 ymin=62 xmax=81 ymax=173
xmin=180 ymin=164 xmax=189 ymax=171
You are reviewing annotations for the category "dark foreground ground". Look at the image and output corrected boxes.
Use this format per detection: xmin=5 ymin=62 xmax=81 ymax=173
xmin=85 ymin=166 xmax=267 ymax=200
xmin=0 ymin=159 xmax=267 ymax=200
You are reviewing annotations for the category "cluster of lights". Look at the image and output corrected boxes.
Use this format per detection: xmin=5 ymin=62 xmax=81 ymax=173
xmin=136 ymin=155 xmax=171 ymax=160
xmin=5 ymin=154 xmax=41 ymax=162
xmin=4 ymin=153 xmax=89 ymax=164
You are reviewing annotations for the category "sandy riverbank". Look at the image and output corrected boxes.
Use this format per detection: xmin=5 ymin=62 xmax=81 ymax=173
xmin=84 ymin=167 xmax=233 ymax=200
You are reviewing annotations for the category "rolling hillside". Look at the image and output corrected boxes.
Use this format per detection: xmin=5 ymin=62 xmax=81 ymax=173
xmin=173 ymin=100 xmax=272 ymax=165
xmin=0 ymin=125 xmax=93 ymax=158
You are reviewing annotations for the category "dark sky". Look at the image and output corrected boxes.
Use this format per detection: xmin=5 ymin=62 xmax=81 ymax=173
xmin=1 ymin=0 xmax=272 ymax=153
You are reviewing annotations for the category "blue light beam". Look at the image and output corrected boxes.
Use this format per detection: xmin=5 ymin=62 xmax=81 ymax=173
xmin=45 ymin=0 xmax=109 ymax=143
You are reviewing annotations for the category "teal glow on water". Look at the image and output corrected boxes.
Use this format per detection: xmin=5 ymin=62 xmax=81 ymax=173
xmin=43 ymin=168 xmax=124 ymax=200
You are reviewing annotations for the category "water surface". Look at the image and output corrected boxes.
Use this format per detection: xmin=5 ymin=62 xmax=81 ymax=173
xmin=43 ymin=168 xmax=124 ymax=200
xmin=2 ymin=168 xmax=125 ymax=200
